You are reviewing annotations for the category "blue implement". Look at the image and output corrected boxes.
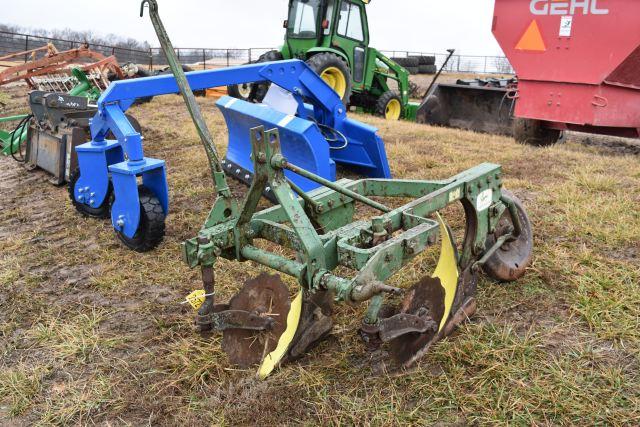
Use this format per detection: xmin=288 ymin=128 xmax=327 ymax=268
xmin=72 ymin=59 xmax=391 ymax=247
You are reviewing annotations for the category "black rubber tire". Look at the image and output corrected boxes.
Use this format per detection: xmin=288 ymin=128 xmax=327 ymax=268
xmin=417 ymin=55 xmax=436 ymax=66
xmin=306 ymin=52 xmax=353 ymax=105
xmin=115 ymin=186 xmax=166 ymax=253
xmin=392 ymin=57 xmax=419 ymax=68
xmin=68 ymin=168 xmax=113 ymax=219
xmin=248 ymin=50 xmax=284 ymax=103
xmin=513 ymin=118 xmax=562 ymax=147
xmin=375 ymin=90 xmax=403 ymax=120
xmin=419 ymin=65 xmax=438 ymax=74
xmin=227 ymin=82 xmax=254 ymax=102
xmin=407 ymin=66 xmax=420 ymax=75
xmin=483 ymin=190 xmax=534 ymax=282
xmin=158 ymin=65 xmax=205 ymax=97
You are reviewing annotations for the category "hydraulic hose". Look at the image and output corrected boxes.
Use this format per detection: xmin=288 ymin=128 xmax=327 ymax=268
xmin=9 ymin=114 xmax=33 ymax=163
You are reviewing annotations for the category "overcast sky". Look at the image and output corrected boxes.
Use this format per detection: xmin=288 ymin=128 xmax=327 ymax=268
xmin=4 ymin=0 xmax=504 ymax=56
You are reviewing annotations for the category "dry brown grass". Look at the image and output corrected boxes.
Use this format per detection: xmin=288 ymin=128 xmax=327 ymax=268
xmin=1 ymin=88 xmax=639 ymax=425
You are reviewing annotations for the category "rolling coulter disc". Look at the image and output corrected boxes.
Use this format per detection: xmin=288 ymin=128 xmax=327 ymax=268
xmin=483 ymin=190 xmax=533 ymax=282
xmin=222 ymin=274 xmax=291 ymax=368
xmin=388 ymin=276 xmax=446 ymax=366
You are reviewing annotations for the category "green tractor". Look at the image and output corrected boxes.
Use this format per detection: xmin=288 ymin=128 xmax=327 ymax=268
xmin=228 ymin=0 xmax=420 ymax=120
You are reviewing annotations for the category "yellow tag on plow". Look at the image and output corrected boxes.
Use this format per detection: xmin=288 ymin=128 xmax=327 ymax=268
xmin=257 ymin=290 xmax=303 ymax=380
xmin=185 ymin=290 xmax=206 ymax=310
xmin=433 ymin=213 xmax=460 ymax=332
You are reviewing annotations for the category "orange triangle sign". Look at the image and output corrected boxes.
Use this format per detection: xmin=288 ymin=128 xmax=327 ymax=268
xmin=516 ymin=20 xmax=546 ymax=51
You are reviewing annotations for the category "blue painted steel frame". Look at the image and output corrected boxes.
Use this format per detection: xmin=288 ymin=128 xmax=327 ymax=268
xmin=73 ymin=59 xmax=391 ymax=238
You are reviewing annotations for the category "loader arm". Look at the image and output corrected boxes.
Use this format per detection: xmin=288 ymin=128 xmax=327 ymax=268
xmin=369 ymin=49 xmax=411 ymax=108
xmin=92 ymin=59 xmax=346 ymax=139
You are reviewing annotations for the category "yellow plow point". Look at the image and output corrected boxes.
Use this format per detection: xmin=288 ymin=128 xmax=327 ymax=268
xmin=433 ymin=213 xmax=459 ymax=332
xmin=257 ymin=290 xmax=303 ymax=380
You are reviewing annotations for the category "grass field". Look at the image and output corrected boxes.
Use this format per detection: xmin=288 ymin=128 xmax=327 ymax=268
xmin=1 ymin=86 xmax=639 ymax=425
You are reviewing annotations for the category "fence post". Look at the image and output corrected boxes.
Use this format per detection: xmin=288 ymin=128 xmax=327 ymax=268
xmin=226 ymin=49 xmax=230 ymax=67
xmin=484 ymin=56 xmax=487 ymax=74
xmin=24 ymin=35 xmax=29 ymax=63
xmin=202 ymin=49 xmax=206 ymax=70
xmin=249 ymin=48 xmax=252 ymax=63
xmin=149 ymin=48 xmax=153 ymax=71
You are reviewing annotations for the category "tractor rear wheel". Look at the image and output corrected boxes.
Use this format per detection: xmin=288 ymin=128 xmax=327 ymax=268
xmin=248 ymin=50 xmax=284 ymax=103
xmin=306 ymin=53 xmax=352 ymax=105
xmin=376 ymin=91 xmax=403 ymax=120
xmin=115 ymin=186 xmax=166 ymax=253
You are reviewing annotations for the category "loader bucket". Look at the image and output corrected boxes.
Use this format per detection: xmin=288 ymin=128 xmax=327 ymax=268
xmin=218 ymin=96 xmax=336 ymax=192
xmin=416 ymin=84 xmax=515 ymax=136
xmin=218 ymin=96 xmax=392 ymax=193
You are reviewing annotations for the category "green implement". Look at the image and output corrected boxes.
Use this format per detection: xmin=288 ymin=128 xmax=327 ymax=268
xmin=183 ymin=126 xmax=534 ymax=377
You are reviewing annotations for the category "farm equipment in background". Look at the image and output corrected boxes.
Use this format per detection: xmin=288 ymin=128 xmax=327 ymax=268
xmin=2 ymin=67 xmax=141 ymax=185
xmin=142 ymin=0 xmax=533 ymax=377
xmin=420 ymin=0 xmax=640 ymax=146
xmin=0 ymin=42 xmax=124 ymax=91
xmin=228 ymin=0 xmax=422 ymax=121
xmin=418 ymin=78 xmax=520 ymax=138
xmin=1 ymin=68 xmax=103 ymax=157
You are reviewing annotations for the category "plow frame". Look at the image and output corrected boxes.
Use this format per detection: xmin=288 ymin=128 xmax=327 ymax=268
xmin=183 ymin=125 xmax=518 ymax=328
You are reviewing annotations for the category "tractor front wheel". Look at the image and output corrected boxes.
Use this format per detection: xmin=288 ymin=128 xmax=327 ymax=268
xmin=227 ymin=82 xmax=254 ymax=102
xmin=306 ymin=53 xmax=352 ymax=105
xmin=376 ymin=91 xmax=403 ymax=120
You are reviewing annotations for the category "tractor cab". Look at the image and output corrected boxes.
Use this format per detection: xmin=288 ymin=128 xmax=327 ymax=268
xmin=284 ymin=0 xmax=371 ymax=91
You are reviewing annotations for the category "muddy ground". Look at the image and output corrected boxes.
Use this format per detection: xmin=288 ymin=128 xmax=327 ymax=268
xmin=0 ymin=84 xmax=639 ymax=425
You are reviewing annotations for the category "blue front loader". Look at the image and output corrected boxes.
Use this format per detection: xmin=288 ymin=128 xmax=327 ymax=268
xmin=71 ymin=59 xmax=391 ymax=250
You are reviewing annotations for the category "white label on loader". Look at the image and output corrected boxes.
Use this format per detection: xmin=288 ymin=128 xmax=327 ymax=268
xmin=476 ymin=189 xmax=493 ymax=211
xmin=559 ymin=16 xmax=573 ymax=37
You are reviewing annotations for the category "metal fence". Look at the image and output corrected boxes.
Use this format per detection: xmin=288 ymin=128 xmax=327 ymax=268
xmin=380 ymin=50 xmax=514 ymax=75
xmin=0 ymin=31 xmax=150 ymax=65
xmin=0 ymin=31 xmax=514 ymax=74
